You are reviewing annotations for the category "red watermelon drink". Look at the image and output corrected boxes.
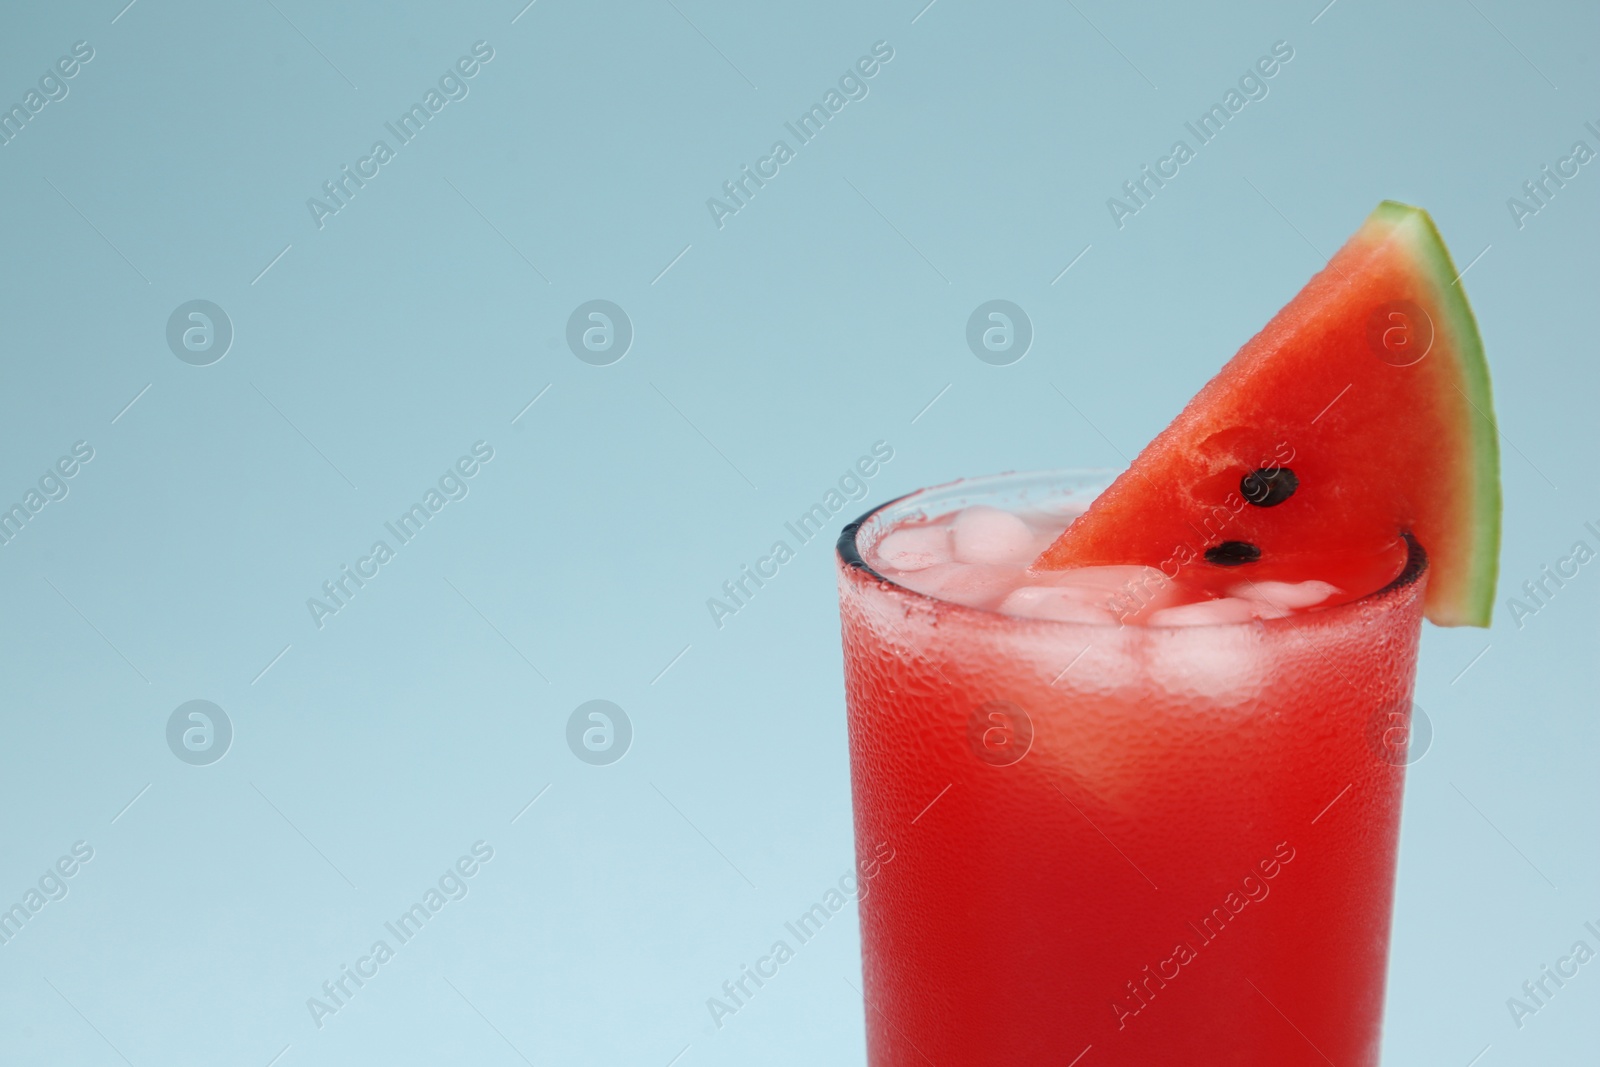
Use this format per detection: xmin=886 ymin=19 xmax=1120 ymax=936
xmin=836 ymin=203 xmax=1501 ymax=1065
xmin=839 ymin=475 xmax=1421 ymax=1064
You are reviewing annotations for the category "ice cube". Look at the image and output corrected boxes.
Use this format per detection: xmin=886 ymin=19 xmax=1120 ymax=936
xmin=1146 ymin=621 xmax=1267 ymax=701
xmin=951 ymin=506 xmax=1037 ymax=565
xmin=875 ymin=524 xmax=952 ymax=572
xmin=998 ymin=586 xmax=1118 ymax=624
xmin=1147 ymin=597 xmax=1261 ymax=627
xmin=1036 ymin=565 xmax=1181 ymax=621
xmin=1230 ymin=579 xmax=1341 ymax=611
xmin=1033 ymin=565 xmax=1165 ymax=592
xmin=908 ymin=562 xmax=1020 ymax=609
xmin=1245 ymin=599 xmax=1293 ymax=620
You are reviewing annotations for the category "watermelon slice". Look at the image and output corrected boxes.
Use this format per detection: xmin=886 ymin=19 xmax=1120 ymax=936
xmin=1036 ymin=201 xmax=1500 ymax=626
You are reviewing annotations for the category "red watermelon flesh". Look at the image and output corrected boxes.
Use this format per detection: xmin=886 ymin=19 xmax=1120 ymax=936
xmin=1036 ymin=201 xmax=1500 ymax=627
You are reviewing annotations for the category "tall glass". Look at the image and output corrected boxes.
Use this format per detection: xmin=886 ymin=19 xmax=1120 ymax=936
xmin=836 ymin=470 xmax=1426 ymax=1065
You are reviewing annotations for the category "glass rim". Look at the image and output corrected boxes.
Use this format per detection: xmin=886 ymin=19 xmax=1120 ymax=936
xmin=836 ymin=468 xmax=1428 ymax=629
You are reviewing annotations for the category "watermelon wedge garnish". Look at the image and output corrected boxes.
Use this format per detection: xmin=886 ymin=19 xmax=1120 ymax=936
xmin=1036 ymin=201 xmax=1501 ymax=626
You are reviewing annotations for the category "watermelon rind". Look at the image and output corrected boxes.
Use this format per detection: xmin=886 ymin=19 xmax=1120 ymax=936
xmin=1376 ymin=201 xmax=1501 ymax=626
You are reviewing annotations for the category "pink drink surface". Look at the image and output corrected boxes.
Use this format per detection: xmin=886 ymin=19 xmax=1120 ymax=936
xmin=868 ymin=502 xmax=1409 ymax=626
xmin=839 ymin=482 xmax=1425 ymax=1065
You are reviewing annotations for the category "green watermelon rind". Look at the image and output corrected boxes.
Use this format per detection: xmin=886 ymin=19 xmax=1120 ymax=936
xmin=1375 ymin=200 xmax=1502 ymax=627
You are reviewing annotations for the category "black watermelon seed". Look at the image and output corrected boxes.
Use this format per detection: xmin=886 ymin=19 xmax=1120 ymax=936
xmin=1205 ymin=541 xmax=1262 ymax=566
xmin=1240 ymin=467 xmax=1299 ymax=507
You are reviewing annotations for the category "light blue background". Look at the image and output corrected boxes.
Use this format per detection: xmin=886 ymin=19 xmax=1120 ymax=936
xmin=0 ymin=0 xmax=1594 ymax=1063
